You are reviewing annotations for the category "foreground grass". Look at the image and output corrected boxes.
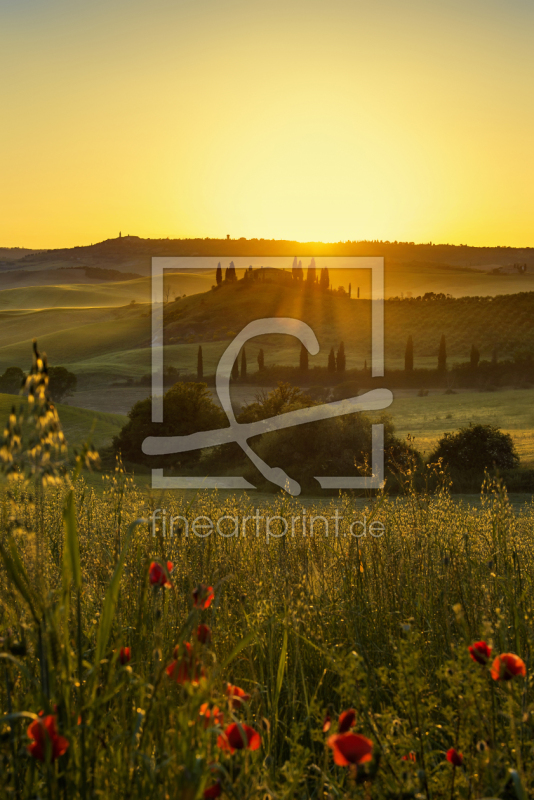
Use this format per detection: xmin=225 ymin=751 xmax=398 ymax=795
xmin=0 ymin=470 xmax=533 ymax=798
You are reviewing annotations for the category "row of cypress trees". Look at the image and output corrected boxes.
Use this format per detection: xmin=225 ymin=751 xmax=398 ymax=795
xmin=196 ymin=342 xmax=348 ymax=380
xmin=197 ymin=337 xmax=490 ymax=380
xmin=404 ymin=335 xmax=485 ymax=372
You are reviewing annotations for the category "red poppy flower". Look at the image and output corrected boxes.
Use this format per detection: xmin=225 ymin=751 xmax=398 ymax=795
xmin=217 ymin=722 xmax=261 ymax=753
xmin=468 ymin=641 xmax=492 ymax=665
xmin=149 ymin=561 xmax=173 ymax=588
xmin=193 ymin=584 xmax=214 ymax=609
xmin=446 ymin=747 xmax=463 ymax=767
xmin=119 ymin=647 xmax=131 ymax=665
xmin=338 ymin=709 xmax=356 ymax=733
xmin=199 ymin=702 xmax=224 ymax=728
xmin=166 ymin=642 xmax=205 ymax=685
xmin=27 ymin=715 xmax=69 ymax=762
xmin=226 ymin=683 xmax=251 ymax=708
xmin=197 ymin=624 xmax=212 ymax=645
xmin=402 ymin=751 xmax=416 ymax=762
xmin=322 ymin=715 xmax=331 ymax=733
xmin=203 ymin=782 xmax=222 ymax=799
xmin=491 ymin=653 xmax=526 ymax=681
xmin=327 ymin=732 xmax=373 ymax=767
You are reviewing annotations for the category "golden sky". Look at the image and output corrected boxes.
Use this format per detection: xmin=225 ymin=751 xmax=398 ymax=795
xmin=1 ymin=0 xmax=533 ymax=248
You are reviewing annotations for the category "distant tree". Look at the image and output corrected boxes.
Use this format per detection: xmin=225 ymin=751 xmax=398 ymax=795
xmin=197 ymin=345 xmax=203 ymax=381
xmin=328 ymin=347 xmax=336 ymax=372
xmin=113 ymin=382 xmax=226 ymax=467
xmin=233 ymin=382 xmax=422 ymax=484
xmin=320 ymin=267 xmax=329 ymax=291
xmin=405 ymin=335 xmax=414 ymax=372
xmin=257 ymin=348 xmax=265 ymax=371
xmin=299 ymin=343 xmax=309 ymax=371
xmin=438 ymin=334 xmax=447 ymax=373
xmin=240 ymin=348 xmax=247 ymax=379
xmin=336 ymin=342 xmax=346 ymax=373
xmin=357 ymin=287 xmax=360 ymax=299
xmin=0 ymin=366 xmax=25 ymax=394
xmin=307 ymin=258 xmax=316 ymax=284
xmin=470 ymin=344 xmax=480 ymax=369
xmin=48 ymin=366 xmax=77 ymax=402
xmin=292 ymin=256 xmax=298 ymax=280
xmin=224 ymin=266 xmax=229 ymax=281
xmin=231 ymin=359 xmax=239 ymax=380
xmin=216 ymin=263 xmax=222 ymax=285
xmin=227 ymin=261 xmax=237 ymax=282
xmin=428 ymin=424 xmax=519 ymax=475
xmin=348 ymin=283 xmax=351 ymax=299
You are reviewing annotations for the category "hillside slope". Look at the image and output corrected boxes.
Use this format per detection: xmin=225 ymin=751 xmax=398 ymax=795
xmin=164 ymin=281 xmax=534 ymax=373
xmin=0 ymin=393 xmax=126 ymax=452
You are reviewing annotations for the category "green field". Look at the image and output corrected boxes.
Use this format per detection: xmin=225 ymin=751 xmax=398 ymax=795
xmin=0 ymin=392 xmax=126 ymax=453
xmin=388 ymin=388 xmax=534 ymax=464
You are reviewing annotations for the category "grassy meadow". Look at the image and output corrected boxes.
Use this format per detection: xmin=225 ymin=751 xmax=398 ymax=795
xmin=1 ymin=451 xmax=534 ymax=798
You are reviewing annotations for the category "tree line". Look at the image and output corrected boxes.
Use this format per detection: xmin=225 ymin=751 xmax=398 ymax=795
xmin=196 ymin=341 xmax=348 ymax=381
xmin=404 ymin=335 xmax=493 ymax=373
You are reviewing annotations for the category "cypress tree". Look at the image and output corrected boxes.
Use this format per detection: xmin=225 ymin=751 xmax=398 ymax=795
xmin=240 ymin=347 xmax=247 ymax=379
xmin=257 ymin=348 xmax=265 ymax=371
xmin=227 ymin=261 xmax=237 ymax=282
xmin=307 ymin=258 xmax=316 ymax=284
xmin=336 ymin=341 xmax=346 ymax=372
xmin=231 ymin=359 xmax=239 ymax=380
xmin=470 ymin=344 xmax=480 ymax=369
xmin=405 ymin=336 xmax=414 ymax=372
xmin=328 ymin=347 xmax=336 ymax=372
xmin=197 ymin=345 xmax=203 ymax=381
xmin=348 ymin=283 xmax=351 ymax=299
xmin=299 ymin=343 xmax=309 ymax=371
xmin=216 ymin=263 xmax=222 ymax=286
xmin=438 ymin=334 xmax=447 ymax=373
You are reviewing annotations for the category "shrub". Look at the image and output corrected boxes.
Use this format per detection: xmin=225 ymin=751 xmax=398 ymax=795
xmin=428 ymin=423 xmax=519 ymax=475
xmin=113 ymin=381 xmax=227 ymax=468
xmin=48 ymin=365 xmax=77 ymax=402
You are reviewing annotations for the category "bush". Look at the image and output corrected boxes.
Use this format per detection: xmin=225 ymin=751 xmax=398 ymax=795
xmin=0 ymin=366 xmax=25 ymax=394
xmin=48 ymin=366 xmax=77 ymax=402
xmin=428 ymin=423 xmax=519 ymax=475
xmin=113 ymin=381 xmax=227 ymax=468
xmin=208 ymin=382 xmax=423 ymax=492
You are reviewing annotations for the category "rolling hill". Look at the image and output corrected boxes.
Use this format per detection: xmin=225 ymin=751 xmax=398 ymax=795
xmin=162 ymin=278 xmax=534 ymax=374
xmin=0 ymin=393 xmax=126 ymax=453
